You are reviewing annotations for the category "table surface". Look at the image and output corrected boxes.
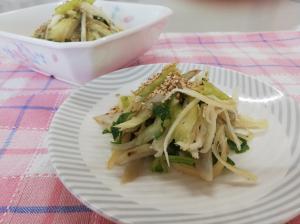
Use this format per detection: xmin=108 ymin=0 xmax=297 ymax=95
xmin=0 ymin=31 xmax=300 ymax=224
xmin=1 ymin=0 xmax=300 ymax=32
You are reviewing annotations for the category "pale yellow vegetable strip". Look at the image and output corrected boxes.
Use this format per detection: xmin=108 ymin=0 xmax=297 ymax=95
xmin=195 ymin=151 xmax=213 ymax=181
xmin=200 ymin=106 xmax=218 ymax=153
xmin=234 ymin=115 xmax=268 ymax=129
xmin=115 ymin=110 xmax=152 ymax=131
xmin=152 ymin=132 xmax=167 ymax=157
xmin=121 ymin=159 xmax=144 ymax=184
xmin=94 ymin=113 xmax=118 ymax=129
xmin=80 ymin=2 xmax=113 ymax=26
xmin=164 ymin=88 xmax=236 ymax=112
xmin=81 ymin=11 xmax=87 ymax=41
xmin=163 ymin=99 xmax=200 ymax=167
xmin=182 ymin=69 xmax=200 ymax=80
xmin=48 ymin=14 xmax=64 ymax=29
xmin=189 ymin=123 xmax=206 ymax=150
xmin=107 ymin=150 xmax=123 ymax=169
xmin=111 ymin=140 xmax=136 ymax=151
xmin=213 ymin=149 xmax=226 ymax=177
xmin=46 ymin=14 xmax=63 ymax=38
xmin=212 ymin=145 xmax=257 ymax=182
xmin=109 ymin=144 xmax=152 ymax=168
xmin=46 ymin=18 xmax=80 ymax=42
xmin=235 ymin=129 xmax=254 ymax=141
xmin=173 ymin=164 xmax=212 ymax=182
xmin=188 ymin=105 xmax=206 ymax=151
xmin=224 ymin=111 xmax=241 ymax=151
xmin=116 ymin=144 xmax=154 ymax=166
xmin=89 ymin=23 xmax=112 ymax=36
xmin=213 ymin=126 xmax=227 ymax=177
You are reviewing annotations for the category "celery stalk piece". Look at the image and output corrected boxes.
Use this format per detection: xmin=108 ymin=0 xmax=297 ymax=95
xmin=46 ymin=18 xmax=80 ymax=42
xmin=134 ymin=64 xmax=178 ymax=99
xmin=112 ymin=118 xmax=163 ymax=151
xmin=55 ymin=0 xmax=95 ymax=15
xmin=202 ymin=82 xmax=230 ymax=100
xmin=164 ymin=88 xmax=236 ymax=112
xmin=135 ymin=118 xmax=164 ymax=145
xmin=163 ymin=99 xmax=200 ymax=166
xmin=152 ymin=133 xmax=167 ymax=157
xmin=118 ymin=95 xmax=135 ymax=112
xmin=55 ymin=0 xmax=79 ymax=15
xmin=193 ymin=81 xmax=230 ymax=100
xmin=169 ymin=97 xmax=182 ymax=121
xmin=173 ymin=104 xmax=199 ymax=149
xmin=153 ymin=98 xmax=181 ymax=157
xmin=115 ymin=109 xmax=152 ymax=131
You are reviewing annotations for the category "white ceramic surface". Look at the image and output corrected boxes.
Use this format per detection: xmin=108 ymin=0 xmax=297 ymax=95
xmin=48 ymin=63 xmax=300 ymax=224
xmin=0 ymin=1 xmax=172 ymax=85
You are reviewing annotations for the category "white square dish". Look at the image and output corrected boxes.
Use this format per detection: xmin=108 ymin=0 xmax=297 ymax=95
xmin=0 ymin=1 xmax=172 ymax=85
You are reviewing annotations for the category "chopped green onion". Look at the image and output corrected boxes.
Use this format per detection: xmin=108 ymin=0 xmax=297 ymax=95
xmin=169 ymin=155 xmax=195 ymax=166
xmin=151 ymin=157 xmax=168 ymax=173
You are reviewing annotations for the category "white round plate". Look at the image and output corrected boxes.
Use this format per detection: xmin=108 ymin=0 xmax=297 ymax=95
xmin=48 ymin=63 xmax=300 ymax=224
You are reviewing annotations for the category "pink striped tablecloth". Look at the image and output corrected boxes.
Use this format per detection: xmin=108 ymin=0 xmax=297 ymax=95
xmin=0 ymin=31 xmax=300 ymax=224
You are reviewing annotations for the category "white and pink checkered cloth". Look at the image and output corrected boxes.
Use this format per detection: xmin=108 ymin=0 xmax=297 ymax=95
xmin=1 ymin=31 xmax=300 ymax=224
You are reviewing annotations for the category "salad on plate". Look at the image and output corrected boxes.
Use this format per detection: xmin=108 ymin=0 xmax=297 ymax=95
xmin=95 ymin=64 xmax=267 ymax=183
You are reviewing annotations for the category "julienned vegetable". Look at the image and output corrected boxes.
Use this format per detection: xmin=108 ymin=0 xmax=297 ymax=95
xmin=95 ymin=64 xmax=268 ymax=183
xmin=33 ymin=0 xmax=122 ymax=42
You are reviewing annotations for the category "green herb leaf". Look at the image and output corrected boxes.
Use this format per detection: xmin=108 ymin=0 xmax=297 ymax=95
xmin=153 ymin=102 xmax=170 ymax=122
xmin=110 ymin=112 xmax=133 ymax=143
xmin=111 ymin=127 xmax=120 ymax=140
xmin=227 ymin=137 xmax=250 ymax=154
xmin=115 ymin=112 xmax=132 ymax=124
xmin=226 ymin=157 xmax=235 ymax=166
